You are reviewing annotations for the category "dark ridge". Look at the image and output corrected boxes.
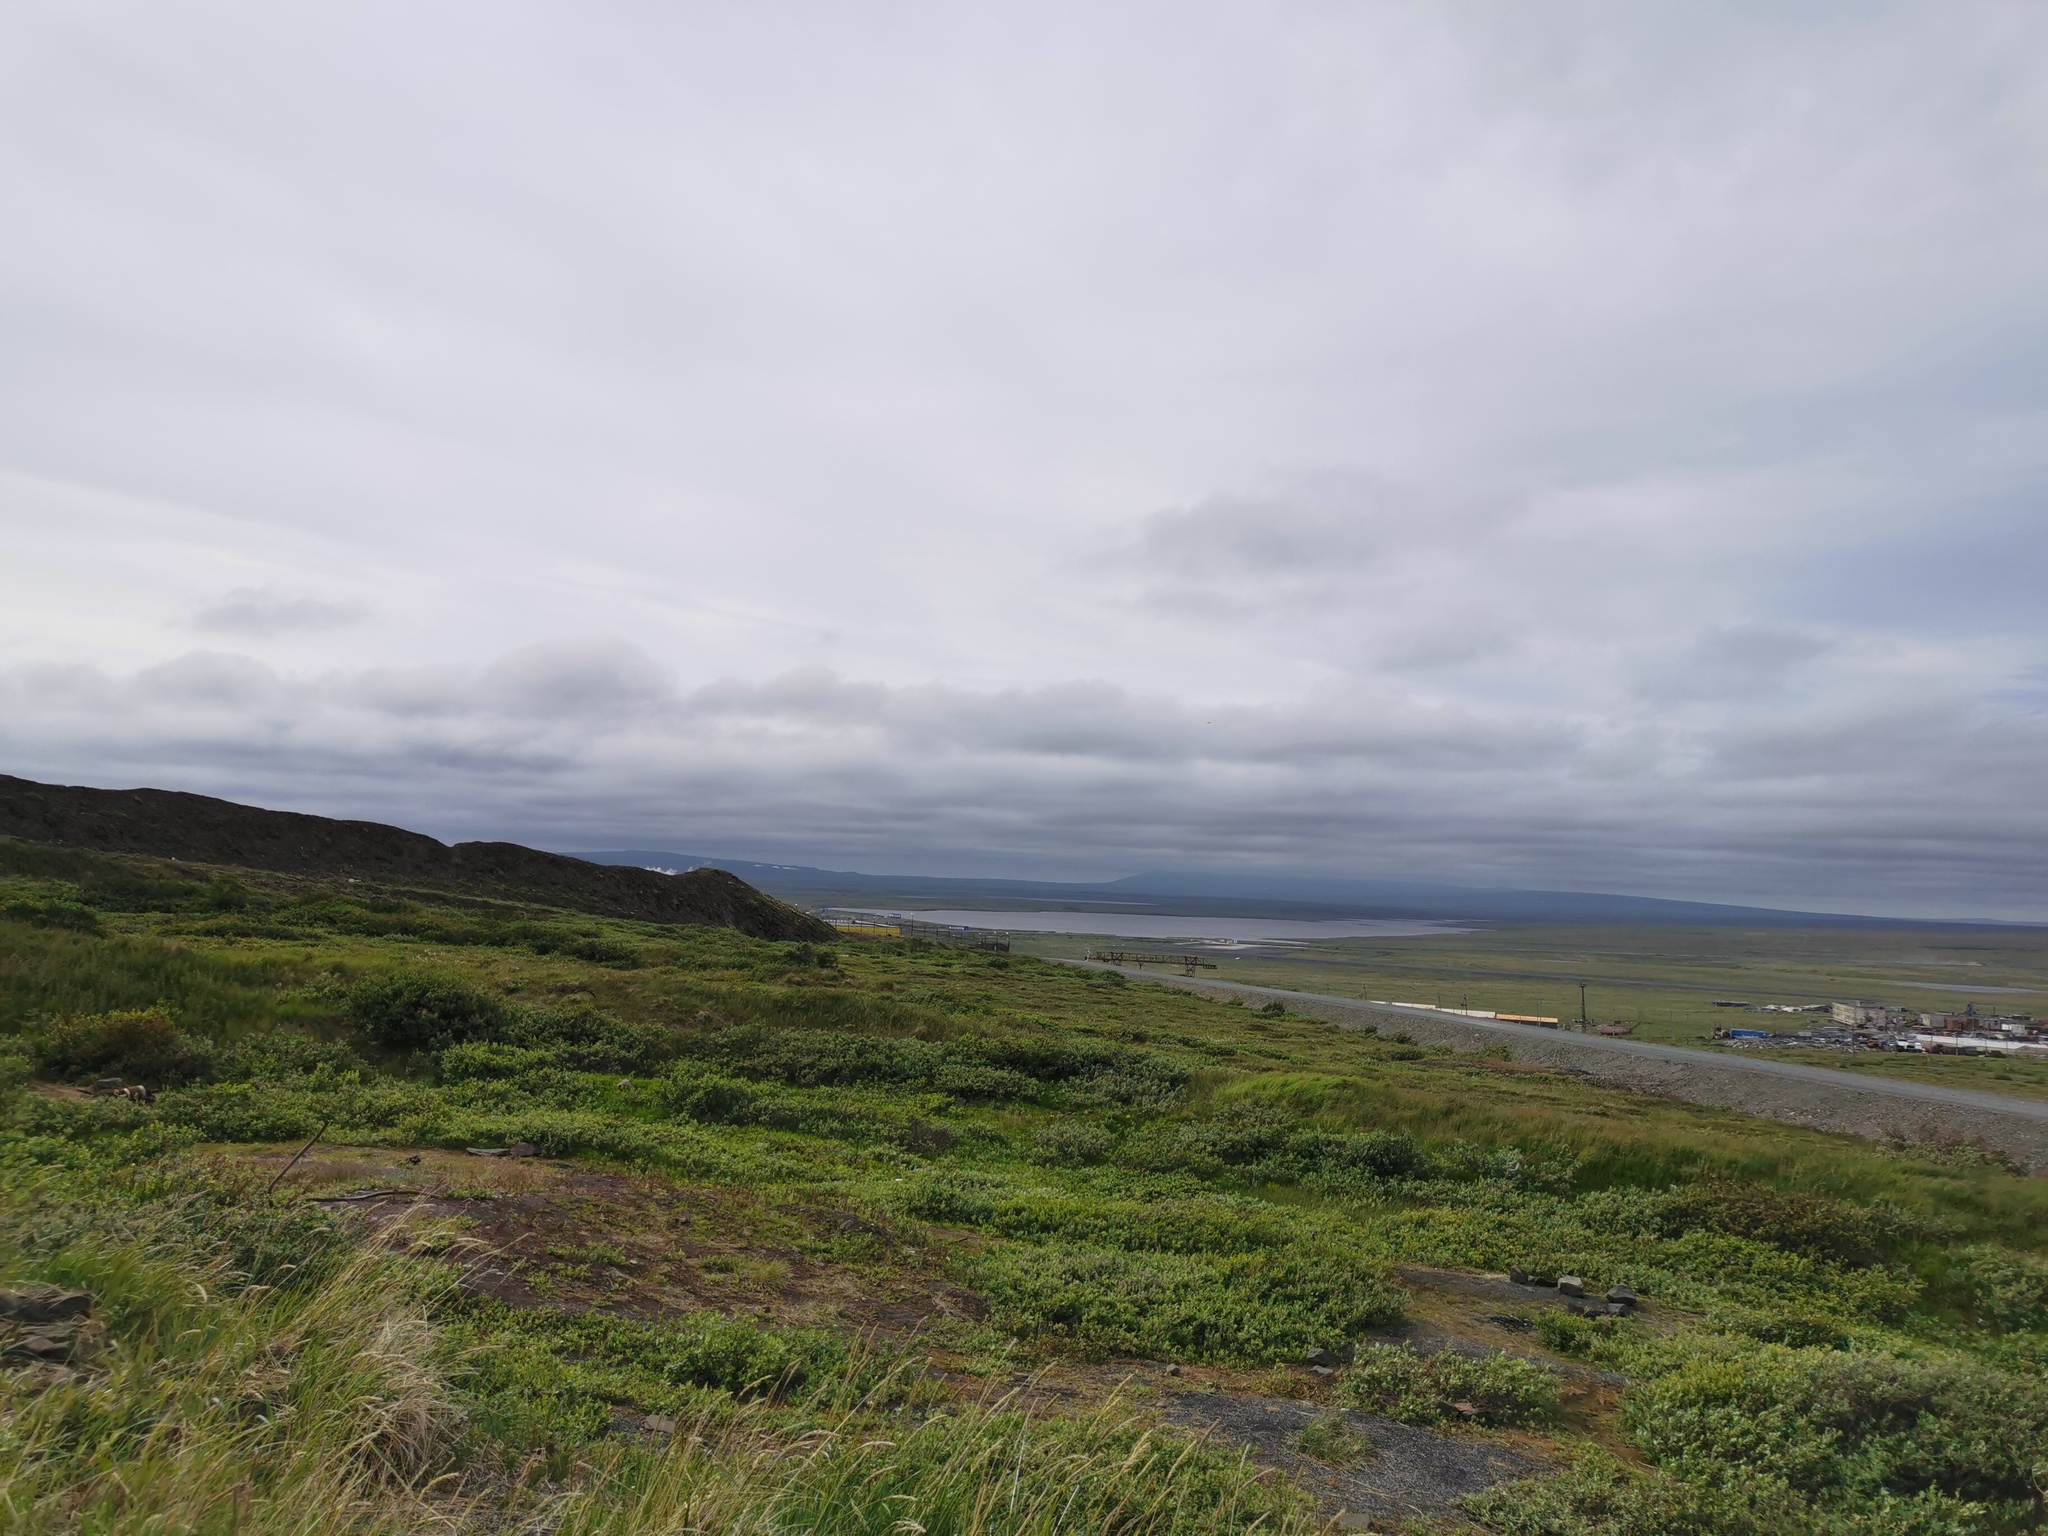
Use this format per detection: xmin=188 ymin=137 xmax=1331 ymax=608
xmin=0 ymin=774 xmax=834 ymax=942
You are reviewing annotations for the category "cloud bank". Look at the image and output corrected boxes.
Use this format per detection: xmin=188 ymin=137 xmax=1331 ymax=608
xmin=1 ymin=3 xmax=2044 ymax=917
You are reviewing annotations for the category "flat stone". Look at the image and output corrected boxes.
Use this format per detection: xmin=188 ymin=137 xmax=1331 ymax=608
xmin=0 ymin=1287 xmax=92 ymax=1324
xmin=3 ymin=1332 xmax=73 ymax=1361
xmin=642 ymin=1414 xmax=677 ymax=1435
xmin=1556 ymin=1276 xmax=1586 ymax=1298
xmin=1605 ymin=1284 xmax=1637 ymax=1305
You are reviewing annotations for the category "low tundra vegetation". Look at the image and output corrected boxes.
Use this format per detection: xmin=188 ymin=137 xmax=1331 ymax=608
xmin=2 ymin=838 xmax=2046 ymax=1533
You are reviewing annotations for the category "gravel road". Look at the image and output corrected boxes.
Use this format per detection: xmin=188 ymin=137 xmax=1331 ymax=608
xmin=1066 ymin=961 xmax=2048 ymax=1172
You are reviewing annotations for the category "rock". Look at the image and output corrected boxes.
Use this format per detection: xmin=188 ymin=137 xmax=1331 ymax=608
xmin=506 ymin=1142 xmax=539 ymax=1159
xmin=1606 ymin=1302 xmax=1630 ymax=1316
xmin=642 ymin=1414 xmax=677 ymax=1435
xmin=1452 ymin=1400 xmax=1478 ymax=1419
xmin=89 ymin=1077 xmax=124 ymax=1096
xmin=1556 ymin=1275 xmax=1586 ymax=1298
xmin=836 ymin=1215 xmax=885 ymax=1236
xmin=1606 ymin=1284 xmax=1637 ymax=1306
xmin=1508 ymin=1265 xmax=1532 ymax=1285
xmin=1164 ymin=1364 xmax=1182 ymax=1377
xmin=1305 ymin=1347 xmax=1342 ymax=1368
xmin=465 ymin=1148 xmax=508 ymax=1158
xmin=3 ymin=1331 xmax=73 ymax=1362
xmin=1310 ymin=1365 xmax=1336 ymax=1378
xmin=4 ymin=1335 xmax=71 ymax=1359
xmin=0 ymin=1287 xmax=92 ymax=1324
xmin=617 ymin=1079 xmax=633 ymax=1091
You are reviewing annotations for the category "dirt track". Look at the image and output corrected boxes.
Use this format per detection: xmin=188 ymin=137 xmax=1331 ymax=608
xmin=1070 ymin=962 xmax=2048 ymax=1173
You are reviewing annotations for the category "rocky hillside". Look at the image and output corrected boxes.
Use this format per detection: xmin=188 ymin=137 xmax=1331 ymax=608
xmin=0 ymin=773 xmax=834 ymax=941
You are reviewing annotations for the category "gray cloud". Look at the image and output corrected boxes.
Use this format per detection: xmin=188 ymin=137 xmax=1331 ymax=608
xmin=191 ymin=588 xmax=369 ymax=638
xmin=1636 ymin=625 xmax=1837 ymax=703
xmin=1 ymin=3 xmax=2045 ymax=917
xmin=3 ymin=642 xmax=2044 ymax=917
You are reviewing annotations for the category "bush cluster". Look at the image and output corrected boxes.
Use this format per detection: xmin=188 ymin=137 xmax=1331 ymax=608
xmin=1626 ymin=1342 xmax=2048 ymax=1512
xmin=1337 ymin=1342 xmax=1556 ymax=1427
xmin=1121 ymin=1103 xmax=1431 ymax=1187
xmin=677 ymin=1022 xmax=1186 ymax=1106
xmin=33 ymin=1008 xmax=214 ymax=1085
xmin=976 ymin=1241 xmax=1402 ymax=1365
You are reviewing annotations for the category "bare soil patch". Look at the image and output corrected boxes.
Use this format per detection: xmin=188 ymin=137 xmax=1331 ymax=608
xmin=240 ymin=1144 xmax=985 ymax=1333
xmin=1161 ymin=1391 xmax=1540 ymax=1531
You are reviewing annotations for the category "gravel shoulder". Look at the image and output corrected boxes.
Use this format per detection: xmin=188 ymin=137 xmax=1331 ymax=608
xmin=1067 ymin=962 xmax=2048 ymax=1172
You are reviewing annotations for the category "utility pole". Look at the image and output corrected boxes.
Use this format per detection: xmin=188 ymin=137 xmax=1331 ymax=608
xmin=1577 ymin=982 xmax=1589 ymax=1026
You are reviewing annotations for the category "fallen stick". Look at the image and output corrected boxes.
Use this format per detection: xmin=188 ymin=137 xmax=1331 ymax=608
xmin=264 ymin=1121 xmax=331 ymax=1198
xmin=308 ymin=1188 xmax=417 ymax=1203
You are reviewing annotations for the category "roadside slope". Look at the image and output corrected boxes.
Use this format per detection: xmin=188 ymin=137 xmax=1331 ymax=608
xmin=1072 ymin=961 xmax=2048 ymax=1170
xmin=0 ymin=773 xmax=834 ymax=941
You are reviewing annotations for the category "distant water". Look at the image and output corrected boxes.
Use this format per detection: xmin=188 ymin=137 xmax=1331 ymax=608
xmin=850 ymin=908 xmax=1467 ymax=942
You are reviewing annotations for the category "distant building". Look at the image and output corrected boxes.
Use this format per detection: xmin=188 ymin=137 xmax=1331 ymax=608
xmin=1831 ymin=1001 xmax=1894 ymax=1028
xmin=1908 ymin=1031 xmax=2047 ymax=1057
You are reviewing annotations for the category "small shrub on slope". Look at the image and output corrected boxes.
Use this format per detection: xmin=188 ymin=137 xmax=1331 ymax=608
xmin=34 ymin=1008 xmax=212 ymax=1085
xmin=348 ymin=973 xmax=508 ymax=1052
xmin=1338 ymin=1342 xmax=1556 ymax=1428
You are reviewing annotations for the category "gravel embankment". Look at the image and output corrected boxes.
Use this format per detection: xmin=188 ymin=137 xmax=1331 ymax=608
xmin=1069 ymin=962 xmax=2048 ymax=1173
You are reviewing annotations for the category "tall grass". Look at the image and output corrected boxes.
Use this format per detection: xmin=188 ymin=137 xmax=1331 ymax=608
xmin=0 ymin=1236 xmax=460 ymax=1536
xmin=0 ymin=1203 xmax=1312 ymax=1536
xmin=0 ymin=920 xmax=291 ymax=1035
xmin=552 ymin=1382 xmax=1313 ymax=1536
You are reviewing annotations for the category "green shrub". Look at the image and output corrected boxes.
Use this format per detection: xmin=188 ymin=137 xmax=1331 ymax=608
xmin=1625 ymin=1343 xmax=2048 ymax=1509
xmin=1338 ymin=1343 xmax=1556 ymax=1427
xmin=975 ymin=1241 xmax=1402 ymax=1365
xmin=34 ymin=1007 xmax=213 ymax=1085
xmin=933 ymin=1061 xmax=1037 ymax=1099
xmin=438 ymin=1042 xmax=559 ymax=1081
xmin=665 ymin=1071 xmax=761 ymax=1124
xmin=500 ymin=1005 xmax=677 ymax=1073
xmin=1462 ymin=1446 xmax=1809 ymax=1535
xmin=1657 ymin=1182 xmax=1936 ymax=1268
xmin=1123 ymin=1109 xmax=1429 ymax=1185
xmin=1958 ymin=1245 xmax=2048 ymax=1333
xmin=1032 ymin=1118 xmax=1113 ymax=1165
xmin=2 ymin=898 xmax=102 ymax=932
xmin=349 ymin=973 xmax=508 ymax=1052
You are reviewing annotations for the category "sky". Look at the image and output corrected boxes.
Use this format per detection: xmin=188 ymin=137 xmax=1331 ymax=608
xmin=2 ymin=2 xmax=2046 ymax=919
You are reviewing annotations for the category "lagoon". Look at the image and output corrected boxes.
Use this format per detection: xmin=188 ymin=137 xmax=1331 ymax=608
xmin=845 ymin=908 xmax=1468 ymax=942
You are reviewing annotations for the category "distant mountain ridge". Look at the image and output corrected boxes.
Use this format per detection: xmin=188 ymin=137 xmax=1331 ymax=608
xmin=0 ymin=776 xmax=833 ymax=941
xmin=568 ymin=849 xmax=1966 ymax=928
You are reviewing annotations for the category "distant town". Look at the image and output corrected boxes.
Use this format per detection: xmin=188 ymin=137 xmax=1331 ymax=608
xmin=1711 ymin=1000 xmax=2047 ymax=1057
xmin=1369 ymin=997 xmax=2046 ymax=1056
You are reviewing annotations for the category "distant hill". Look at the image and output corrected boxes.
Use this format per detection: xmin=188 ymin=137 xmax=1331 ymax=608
xmin=571 ymin=849 xmax=1962 ymax=928
xmin=0 ymin=776 xmax=833 ymax=941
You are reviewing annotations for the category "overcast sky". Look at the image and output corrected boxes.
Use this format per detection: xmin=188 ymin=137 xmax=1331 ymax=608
xmin=3 ymin=3 xmax=2046 ymax=918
